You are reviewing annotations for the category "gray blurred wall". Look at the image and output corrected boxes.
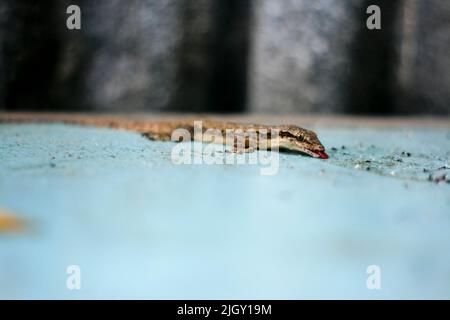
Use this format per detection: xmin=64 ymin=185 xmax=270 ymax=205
xmin=394 ymin=0 xmax=450 ymax=115
xmin=1 ymin=0 xmax=183 ymax=111
xmin=248 ymin=0 xmax=363 ymax=113
xmin=0 ymin=0 xmax=449 ymax=115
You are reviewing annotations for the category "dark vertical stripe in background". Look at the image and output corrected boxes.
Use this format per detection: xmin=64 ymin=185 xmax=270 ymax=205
xmin=3 ymin=1 xmax=62 ymax=110
xmin=346 ymin=0 xmax=402 ymax=115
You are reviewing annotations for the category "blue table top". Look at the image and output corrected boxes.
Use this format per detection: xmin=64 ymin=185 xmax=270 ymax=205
xmin=0 ymin=123 xmax=449 ymax=299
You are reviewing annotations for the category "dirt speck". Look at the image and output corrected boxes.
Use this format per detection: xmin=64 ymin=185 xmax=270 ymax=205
xmin=401 ymin=151 xmax=411 ymax=157
xmin=432 ymin=174 xmax=448 ymax=184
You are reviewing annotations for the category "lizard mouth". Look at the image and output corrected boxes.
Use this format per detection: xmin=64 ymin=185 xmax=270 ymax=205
xmin=280 ymin=145 xmax=329 ymax=159
xmin=309 ymin=150 xmax=329 ymax=159
xmin=297 ymin=148 xmax=329 ymax=159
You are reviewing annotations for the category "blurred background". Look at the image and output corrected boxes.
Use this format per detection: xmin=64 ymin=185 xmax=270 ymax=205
xmin=0 ymin=0 xmax=449 ymax=115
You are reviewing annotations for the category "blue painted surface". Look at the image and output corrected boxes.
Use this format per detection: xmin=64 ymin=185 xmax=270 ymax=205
xmin=0 ymin=123 xmax=449 ymax=299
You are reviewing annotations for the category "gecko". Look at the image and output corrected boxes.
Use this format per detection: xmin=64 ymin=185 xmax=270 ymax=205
xmin=0 ymin=113 xmax=329 ymax=159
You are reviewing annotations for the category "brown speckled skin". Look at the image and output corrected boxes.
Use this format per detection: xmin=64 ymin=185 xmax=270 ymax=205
xmin=0 ymin=113 xmax=327 ymax=158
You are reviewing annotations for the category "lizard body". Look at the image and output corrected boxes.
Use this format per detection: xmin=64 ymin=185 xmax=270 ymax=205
xmin=0 ymin=113 xmax=329 ymax=159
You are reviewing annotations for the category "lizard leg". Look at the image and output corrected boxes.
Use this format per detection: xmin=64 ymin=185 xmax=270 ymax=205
xmin=141 ymin=132 xmax=172 ymax=141
xmin=230 ymin=137 xmax=256 ymax=154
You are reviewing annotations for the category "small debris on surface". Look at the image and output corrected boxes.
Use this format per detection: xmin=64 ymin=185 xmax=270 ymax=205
xmin=421 ymin=166 xmax=450 ymax=184
xmin=395 ymin=158 xmax=403 ymax=163
xmin=49 ymin=163 xmax=56 ymax=168
xmin=341 ymin=146 xmax=346 ymax=150
xmin=331 ymin=147 xmax=338 ymax=151
xmin=401 ymin=151 xmax=412 ymax=157
xmin=366 ymin=167 xmax=371 ymax=171
xmin=432 ymin=174 xmax=449 ymax=184
xmin=365 ymin=160 xmax=372 ymax=163
xmin=354 ymin=164 xmax=361 ymax=169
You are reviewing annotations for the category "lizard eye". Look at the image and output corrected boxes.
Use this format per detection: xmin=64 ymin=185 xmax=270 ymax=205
xmin=280 ymin=131 xmax=295 ymax=139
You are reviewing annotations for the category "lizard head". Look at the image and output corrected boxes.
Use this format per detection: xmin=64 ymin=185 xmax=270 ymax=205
xmin=276 ymin=125 xmax=329 ymax=159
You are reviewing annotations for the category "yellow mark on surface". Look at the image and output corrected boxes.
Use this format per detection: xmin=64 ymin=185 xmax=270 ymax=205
xmin=0 ymin=208 xmax=25 ymax=233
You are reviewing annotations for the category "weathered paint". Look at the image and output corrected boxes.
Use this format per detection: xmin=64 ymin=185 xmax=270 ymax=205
xmin=0 ymin=123 xmax=449 ymax=299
